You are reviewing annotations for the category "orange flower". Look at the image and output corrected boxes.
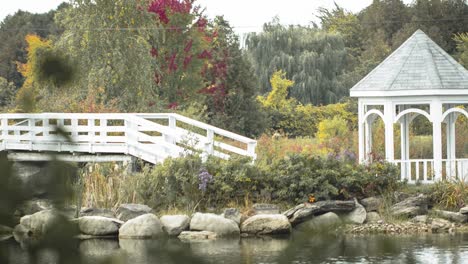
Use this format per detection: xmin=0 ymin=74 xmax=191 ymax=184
xmin=308 ymin=194 xmax=316 ymax=203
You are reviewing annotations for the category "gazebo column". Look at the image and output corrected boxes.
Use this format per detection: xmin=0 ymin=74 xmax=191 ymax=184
xmin=446 ymin=111 xmax=457 ymax=178
xmin=358 ymin=101 xmax=365 ymax=163
xmin=400 ymin=112 xmax=410 ymax=180
xmin=384 ymin=102 xmax=395 ymax=162
xmin=364 ymin=118 xmax=374 ymax=162
xmin=431 ymin=100 xmax=443 ymax=181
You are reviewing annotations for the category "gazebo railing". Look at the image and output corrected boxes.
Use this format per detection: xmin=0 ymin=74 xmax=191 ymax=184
xmin=442 ymin=159 xmax=468 ymax=182
xmin=393 ymin=159 xmax=434 ymax=183
xmin=392 ymin=159 xmax=468 ymax=183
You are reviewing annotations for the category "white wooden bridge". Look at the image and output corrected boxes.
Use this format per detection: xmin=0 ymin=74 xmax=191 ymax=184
xmin=0 ymin=113 xmax=257 ymax=164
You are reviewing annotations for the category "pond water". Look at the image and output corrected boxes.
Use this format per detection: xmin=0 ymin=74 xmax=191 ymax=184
xmin=2 ymin=232 xmax=468 ymax=264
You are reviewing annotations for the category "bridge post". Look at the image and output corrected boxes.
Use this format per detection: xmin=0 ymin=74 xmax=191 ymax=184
xmin=248 ymin=141 xmax=257 ymax=161
xmin=125 ymin=119 xmax=138 ymax=155
xmin=88 ymin=118 xmax=95 ymax=153
xmin=1 ymin=117 xmax=7 ymax=150
xmin=165 ymin=116 xmax=176 ymax=144
xmin=202 ymin=129 xmax=214 ymax=162
xmin=28 ymin=118 xmax=35 ymax=151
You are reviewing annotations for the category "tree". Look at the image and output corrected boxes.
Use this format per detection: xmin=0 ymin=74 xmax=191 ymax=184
xmin=257 ymin=70 xmax=294 ymax=110
xmin=0 ymin=77 xmax=15 ymax=108
xmin=201 ymin=17 xmax=267 ymax=137
xmin=246 ymin=20 xmax=347 ymax=105
xmin=148 ymin=0 xmax=214 ymax=109
xmin=0 ymin=5 xmax=67 ymax=89
xmin=455 ymin=33 xmax=468 ymax=68
xmin=52 ymin=0 xmax=158 ymax=112
xmin=15 ymin=34 xmax=52 ymax=112
xmin=316 ymin=116 xmax=351 ymax=155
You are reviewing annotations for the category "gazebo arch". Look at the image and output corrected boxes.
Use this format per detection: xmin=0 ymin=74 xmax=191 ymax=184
xmin=361 ymin=109 xmax=385 ymax=161
xmin=351 ymin=29 xmax=468 ymax=183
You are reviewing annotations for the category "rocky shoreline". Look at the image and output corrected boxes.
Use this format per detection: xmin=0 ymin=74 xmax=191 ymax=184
xmin=2 ymin=194 xmax=468 ymax=246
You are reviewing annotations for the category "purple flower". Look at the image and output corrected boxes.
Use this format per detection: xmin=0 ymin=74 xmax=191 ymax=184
xmin=198 ymin=168 xmax=213 ymax=191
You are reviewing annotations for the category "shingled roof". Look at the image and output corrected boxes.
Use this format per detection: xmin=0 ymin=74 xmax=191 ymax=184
xmin=350 ymin=29 xmax=468 ymax=97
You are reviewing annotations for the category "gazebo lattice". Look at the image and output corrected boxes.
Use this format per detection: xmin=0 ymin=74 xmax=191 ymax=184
xmin=350 ymin=30 xmax=468 ymax=183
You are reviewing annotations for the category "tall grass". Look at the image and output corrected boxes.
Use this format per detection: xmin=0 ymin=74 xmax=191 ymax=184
xmin=78 ymin=163 xmax=140 ymax=210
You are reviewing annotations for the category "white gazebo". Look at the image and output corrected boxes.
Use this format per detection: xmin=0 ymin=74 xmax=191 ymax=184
xmin=350 ymin=30 xmax=468 ymax=183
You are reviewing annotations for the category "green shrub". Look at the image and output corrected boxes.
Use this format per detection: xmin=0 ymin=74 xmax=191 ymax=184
xmin=116 ymin=153 xmax=401 ymax=211
xmin=430 ymin=179 xmax=468 ymax=210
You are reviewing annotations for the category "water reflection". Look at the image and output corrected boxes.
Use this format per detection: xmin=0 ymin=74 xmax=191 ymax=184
xmin=1 ymin=233 xmax=467 ymax=264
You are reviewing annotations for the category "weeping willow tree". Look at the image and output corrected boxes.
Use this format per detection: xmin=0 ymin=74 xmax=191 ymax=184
xmin=245 ymin=19 xmax=348 ymax=105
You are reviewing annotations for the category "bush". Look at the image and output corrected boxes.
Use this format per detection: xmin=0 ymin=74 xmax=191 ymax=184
xmin=430 ymin=179 xmax=468 ymax=210
xmin=125 ymin=153 xmax=401 ymax=211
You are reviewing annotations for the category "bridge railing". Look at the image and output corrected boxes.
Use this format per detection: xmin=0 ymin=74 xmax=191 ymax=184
xmin=135 ymin=113 xmax=257 ymax=160
xmin=0 ymin=113 xmax=257 ymax=163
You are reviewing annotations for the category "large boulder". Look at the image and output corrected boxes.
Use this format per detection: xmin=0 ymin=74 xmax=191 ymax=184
xmin=80 ymin=208 xmax=115 ymax=218
xmin=365 ymin=212 xmax=382 ymax=223
xmin=116 ymin=204 xmax=152 ymax=222
xmin=190 ymin=213 xmax=240 ymax=236
xmin=16 ymin=210 xmax=60 ymax=236
xmin=222 ymin=208 xmax=241 ymax=224
xmin=160 ymin=215 xmax=190 ymax=236
xmin=459 ymin=206 xmax=468 ymax=215
xmin=240 ymin=214 xmax=291 ymax=235
xmin=344 ymin=199 xmax=367 ymax=224
xmin=433 ymin=209 xmax=468 ymax=223
xmin=431 ymin=218 xmax=452 ymax=233
xmin=360 ymin=197 xmax=382 ymax=212
xmin=284 ymin=200 xmax=355 ymax=225
xmin=390 ymin=194 xmax=428 ymax=218
xmin=78 ymin=216 xmax=123 ymax=236
xmin=119 ymin=214 xmax=165 ymax=239
xmin=253 ymin=204 xmax=280 ymax=215
xmin=178 ymin=231 xmax=217 ymax=241
xmin=295 ymin=212 xmax=341 ymax=231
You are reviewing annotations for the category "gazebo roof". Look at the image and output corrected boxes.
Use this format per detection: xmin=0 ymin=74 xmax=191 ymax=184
xmin=350 ymin=29 xmax=468 ymax=97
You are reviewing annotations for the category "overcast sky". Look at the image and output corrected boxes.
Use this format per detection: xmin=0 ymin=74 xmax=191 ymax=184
xmin=0 ymin=0 xmax=413 ymax=34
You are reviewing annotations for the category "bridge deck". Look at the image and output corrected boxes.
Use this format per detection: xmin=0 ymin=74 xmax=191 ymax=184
xmin=0 ymin=113 xmax=257 ymax=164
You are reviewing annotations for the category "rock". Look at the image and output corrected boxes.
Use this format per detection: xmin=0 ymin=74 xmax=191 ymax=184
xmin=222 ymin=208 xmax=241 ymax=224
xmin=460 ymin=206 xmax=468 ymax=214
xmin=0 ymin=225 xmax=13 ymax=241
xmin=119 ymin=214 xmax=165 ymax=239
xmin=160 ymin=215 xmax=190 ymax=236
xmin=253 ymin=204 xmax=280 ymax=215
xmin=116 ymin=204 xmax=152 ymax=222
xmin=78 ymin=216 xmax=123 ymax=236
xmin=393 ymin=191 xmax=411 ymax=202
xmin=360 ymin=197 xmax=382 ymax=212
xmin=344 ymin=199 xmax=367 ymax=224
xmin=240 ymin=214 xmax=291 ymax=235
xmin=412 ymin=215 xmax=428 ymax=224
xmin=366 ymin=212 xmax=382 ymax=223
xmin=18 ymin=210 xmax=60 ymax=236
xmin=284 ymin=200 xmax=355 ymax=225
xmin=15 ymin=199 xmax=54 ymax=216
xmin=431 ymin=218 xmax=452 ymax=233
xmin=296 ymin=212 xmax=341 ymax=231
xmin=390 ymin=194 xmax=428 ymax=218
xmin=80 ymin=208 xmax=115 ymax=218
xmin=190 ymin=213 xmax=240 ymax=236
xmin=433 ymin=209 xmax=468 ymax=223
xmin=178 ymin=231 xmax=217 ymax=241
